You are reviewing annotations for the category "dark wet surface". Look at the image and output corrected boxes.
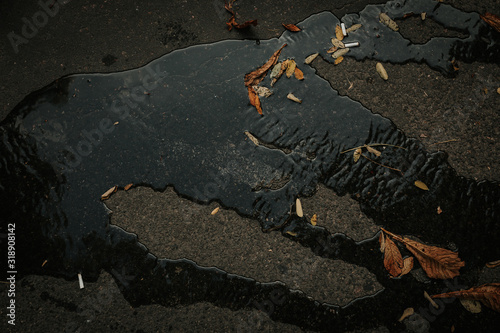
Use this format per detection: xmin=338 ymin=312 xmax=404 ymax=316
xmin=1 ymin=0 xmax=499 ymax=331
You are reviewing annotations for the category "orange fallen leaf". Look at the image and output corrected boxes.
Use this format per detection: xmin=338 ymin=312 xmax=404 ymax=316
xmin=414 ymin=180 xmax=429 ymax=190
xmin=382 ymin=228 xmax=465 ymax=279
xmin=247 ymin=86 xmax=263 ymax=115
xmin=283 ymin=23 xmax=301 ymax=32
xmin=101 ymin=186 xmax=117 ymax=200
xmin=335 ymin=24 xmax=344 ymax=41
xmin=383 ymin=236 xmax=404 ymax=278
xmin=431 ymin=283 xmax=500 ymax=313
xmin=124 ymin=183 xmax=133 ymax=191
xmin=486 ymin=260 xmax=500 ymax=268
xmin=401 ymin=257 xmax=414 ymax=276
xmin=286 ymin=59 xmax=297 ymax=78
xmin=480 ymin=12 xmax=500 ymax=32
xmin=334 ymin=56 xmax=344 ymax=65
xmin=294 ymin=67 xmax=304 ymax=80
xmin=225 ymin=0 xmax=258 ymax=31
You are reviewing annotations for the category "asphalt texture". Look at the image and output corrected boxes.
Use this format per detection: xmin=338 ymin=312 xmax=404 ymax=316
xmin=0 ymin=0 xmax=499 ymax=332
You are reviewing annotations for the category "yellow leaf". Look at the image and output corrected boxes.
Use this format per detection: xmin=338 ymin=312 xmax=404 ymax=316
xmin=353 ymin=148 xmax=362 ymax=162
xmin=304 ymin=53 xmax=319 ymax=64
xmin=334 ymin=56 xmax=344 ymax=65
xmin=379 ymin=13 xmax=399 ymax=31
xmin=310 ymin=214 xmax=317 ymax=226
xmin=211 ymin=207 xmax=220 ymax=215
xmin=286 ymin=59 xmax=296 ymax=78
xmin=376 ymin=62 xmax=388 ymax=80
xmin=365 ymin=145 xmax=381 ymax=157
xmin=414 ymin=180 xmax=429 ymax=190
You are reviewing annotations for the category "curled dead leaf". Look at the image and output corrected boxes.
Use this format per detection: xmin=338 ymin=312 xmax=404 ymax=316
xmin=401 ymin=257 xmax=414 ymax=276
xmin=287 ymin=93 xmax=302 ymax=104
xmin=304 ymin=53 xmax=319 ymax=64
xmin=486 ymin=260 xmax=500 ymax=268
xmin=432 ymin=283 xmax=500 ymax=313
xmin=379 ymin=231 xmax=386 ymax=253
xmin=244 ymin=44 xmax=287 ymax=87
xmin=271 ymin=59 xmax=289 ymax=86
xmin=383 ymin=236 xmax=404 ymax=278
xmin=283 ymin=23 xmax=301 ymax=32
xmin=335 ymin=25 xmax=344 ymax=41
xmin=101 ymin=186 xmax=117 ymax=200
xmin=247 ymin=86 xmax=263 ymax=115
xmin=382 ymin=228 xmax=465 ymax=279
xmin=310 ymin=214 xmax=317 ymax=226
xmin=253 ymin=85 xmax=273 ymax=98
xmin=225 ymin=0 xmax=258 ymax=31
xmin=365 ymin=145 xmax=381 ymax=157
xmin=414 ymin=180 xmax=429 ymax=191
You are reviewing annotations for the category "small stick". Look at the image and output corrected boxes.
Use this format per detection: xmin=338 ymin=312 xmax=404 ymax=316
xmin=361 ymin=154 xmax=402 ymax=173
xmin=341 ymin=143 xmax=406 ymax=154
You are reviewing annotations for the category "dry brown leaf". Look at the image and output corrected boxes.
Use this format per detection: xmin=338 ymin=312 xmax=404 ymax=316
xmin=401 ymin=257 xmax=414 ymax=276
xmin=486 ymin=260 xmax=500 ymax=268
xmin=124 ymin=183 xmax=133 ymax=191
xmin=286 ymin=59 xmax=297 ymax=78
xmin=310 ymin=214 xmax=317 ymax=226
xmin=253 ymin=85 xmax=273 ymax=98
xmin=211 ymin=207 xmax=220 ymax=215
xmin=332 ymin=48 xmax=349 ymax=59
xmin=414 ymin=180 xmax=429 ymax=191
xmin=480 ymin=12 xmax=500 ymax=32
xmin=244 ymin=44 xmax=287 ymax=87
xmin=304 ymin=53 xmax=319 ymax=64
xmin=294 ymin=67 xmax=304 ymax=80
xmin=244 ymin=131 xmax=259 ymax=146
xmin=382 ymin=228 xmax=465 ymax=279
xmin=327 ymin=46 xmax=338 ymax=53
xmin=283 ymin=23 xmax=301 ymax=32
xmin=101 ymin=186 xmax=117 ymax=200
xmin=383 ymin=236 xmax=404 ymax=277
xmin=437 ymin=206 xmax=443 ymax=214
xmin=379 ymin=231 xmax=386 ymax=253
xmin=225 ymin=1 xmax=258 ymax=31
xmin=365 ymin=145 xmax=382 ymax=157
xmin=286 ymin=231 xmax=297 ymax=236
xmin=271 ymin=59 xmax=289 ymax=86
xmin=398 ymin=308 xmax=414 ymax=322
xmin=346 ymin=24 xmax=362 ymax=33
xmin=247 ymin=86 xmax=263 ymax=115
xmin=376 ymin=62 xmax=388 ymax=80
xmin=296 ymin=198 xmax=303 ymax=217
xmin=335 ymin=25 xmax=344 ymax=40
xmin=287 ymin=93 xmax=302 ymax=103
xmin=379 ymin=13 xmax=399 ymax=31
xmin=432 ymin=283 xmax=500 ymax=313
xmin=331 ymin=38 xmax=345 ymax=49
xmin=334 ymin=56 xmax=344 ymax=65
xmin=353 ymin=148 xmax=362 ymax=162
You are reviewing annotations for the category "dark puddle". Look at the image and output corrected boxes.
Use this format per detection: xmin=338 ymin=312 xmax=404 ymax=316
xmin=1 ymin=0 xmax=499 ymax=331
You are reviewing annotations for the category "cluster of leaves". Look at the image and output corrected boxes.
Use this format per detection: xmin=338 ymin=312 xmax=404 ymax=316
xmin=481 ymin=12 xmax=500 ymax=32
xmin=225 ymin=0 xmax=257 ymax=31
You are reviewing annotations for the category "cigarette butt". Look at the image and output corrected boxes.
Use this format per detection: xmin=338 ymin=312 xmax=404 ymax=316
xmin=78 ymin=273 xmax=84 ymax=289
xmin=341 ymin=23 xmax=347 ymax=36
xmin=344 ymin=42 xmax=360 ymax=48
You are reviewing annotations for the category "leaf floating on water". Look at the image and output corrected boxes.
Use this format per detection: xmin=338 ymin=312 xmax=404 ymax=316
xmin=310 ymin=214 xmax=317 ymax=226
xmin=401 ymin=257 xmax=414 ymax=276
xmin=432 ymin=283 xmax=500 ymax=313
xmin=376 ymin=62 xmax=388 ymax=80
xmin=211 ymin=207 xmax=220 ymax=215
xmin=247 ymin=86 xmax=263 ymax=115
xmin=244 ymin=131 xmax=259 ymax=146
xmin=253 ymin=85 xmax=273 ymax=98
xmin=480 ymin=12 xmax=500 ymax=32
xmin=414 ymin=180 xmax=429 ymax=191
xmin=379 ymin=12 xmax=399 ymax=31
xmin=382 ymin=228 xmax=465 ymax=279
xmin=296 ymin=198 xmax=303 ymax=217
xmin=346 ymin=23 xmax=362 ymax=33
xmin=244 ymin=44 xmax=287 ymax=88
xmin=101 ymin=186 xmax=117 ymax=200
xmin=365 ymin=145 xmax=381 ymax=157
xmin=271 ymin=60 xmax=288 ymax=86
xmin=294 ymin=67 xmax=304 ymax=80
xmin=335 ymin=24 xmax=344 ymax=41
xmin=460 ymin=299 xmax=482 ymax=313
xmin=225 ymin=0 xmax=258 ymax=31
xmin=283 ymin=23 xmax=301 ymax=32
xmin=332 ymin=48 xmax=349 ymax=59
xmin=286 ymin=59 xmax=297 ymax=78
xmin=334 ymin=56 xmax=344 ymax=65
xmin=124 ymin=183 xmax=133 ymax=191
xmin=383 ymin=236 xmax=404 ymax=278
xmin=398 ymin=308 xmax=414 ymax=322
xmin=353 ymin=148 xmax=362 ymax=162
xmin=304 ymin=53 xmax=319 ymax=64
xmin=486 ymin=260 xmax=500 ymax=268
xmin=331 ymin=38 xmax=345 ymax=49
xmin=270 ymin=62 xmax=282 ymax=80
xmin=287 ymin=93 xmax=302 ymax=103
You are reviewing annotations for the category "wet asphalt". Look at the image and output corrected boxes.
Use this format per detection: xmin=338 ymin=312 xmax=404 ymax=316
xmin=1 ymin=0 xmax=499 ymax=332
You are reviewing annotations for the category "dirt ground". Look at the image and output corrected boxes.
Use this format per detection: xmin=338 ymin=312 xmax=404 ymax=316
xmin=1 ymin=0 xmax=499 ymax=332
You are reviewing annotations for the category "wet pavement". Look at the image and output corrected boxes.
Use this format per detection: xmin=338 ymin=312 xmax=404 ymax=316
xmin=1 ymin=0 xmax=499 ymax=332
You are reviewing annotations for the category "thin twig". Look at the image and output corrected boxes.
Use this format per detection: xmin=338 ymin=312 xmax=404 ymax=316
xmin=341 ymin=143 xmax=407 ymax=154
xmin=361 ymin=154 xmax=403 ymax=174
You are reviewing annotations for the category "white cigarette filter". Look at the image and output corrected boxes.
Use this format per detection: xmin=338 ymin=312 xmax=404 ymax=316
xmin=78 ymin=273 xmax=84 ymax=289
xmin=344 ymin=42 xmax=360 ymax=48
xmin=341 ymin=23 xmax=347 ymax=36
